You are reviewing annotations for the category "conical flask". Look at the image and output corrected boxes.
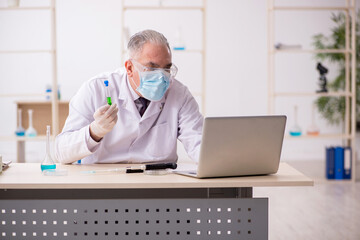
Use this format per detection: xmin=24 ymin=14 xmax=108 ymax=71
xmin=307 ymin=103 xmax=320 ymax=136
xmin=25 ymin=109 xmax=37 ymax=137
xmin=15 ymin=109 xmax=25 ymax=136
xmin=289 ymin=105 xmax=302 ymax=137
xmin=41 ymin=125 xmax=56 ymax=171
xmin=173 ymin=26 xmax=186 ymax=50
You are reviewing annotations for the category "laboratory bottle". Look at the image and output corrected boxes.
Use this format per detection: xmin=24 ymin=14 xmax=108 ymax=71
xmin=41 ymin=125 xmax=56 ymax=171
xmin=25 ymin=109 xmax=37 ymax=137
xmin=307 ymin=104 xmax=320 ymax=136
xmin=15 ymin=109 xmax=25 ymax=136
xmin=289 ymin=105 xmax=302 ymax=137
xmin=173 ymin=27 xmax=186 ymax=50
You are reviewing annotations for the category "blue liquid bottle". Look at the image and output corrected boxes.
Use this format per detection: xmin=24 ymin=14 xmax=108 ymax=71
xmin=289 ymin=105 xmax=302 ymax=137
xmin=41 ymin=125 xmax=56 ymax=171
xmin=15 ymin=109 xmax=25 ymax=136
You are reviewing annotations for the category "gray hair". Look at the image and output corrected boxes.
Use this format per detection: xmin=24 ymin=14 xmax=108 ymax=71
xmin=127 ymin=29 xmax=171 ymax=59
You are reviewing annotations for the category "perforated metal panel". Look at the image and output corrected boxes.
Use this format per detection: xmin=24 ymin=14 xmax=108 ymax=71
xmin=0 ymin=198 xmax=268 ymax=239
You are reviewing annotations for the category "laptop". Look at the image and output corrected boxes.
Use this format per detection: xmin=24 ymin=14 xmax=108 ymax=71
xmin=176 ymin=115 xmax=287 ymax=178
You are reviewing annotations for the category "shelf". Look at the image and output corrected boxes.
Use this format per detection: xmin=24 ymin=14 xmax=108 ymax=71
xmin=122 ymin=49 xmax=203 ymax=56
xmin=123 ymin=6 xmax=204 ymax=11
xmin=272 ymin=6 xmax=353 ymax=11
xmin=0 ymin=93 xmax=51 ymax=98
xmin=274 ymin=92 xmax=352 ymax=97
xmin=15 ymin=100 xmax=69 ymax=104
xmin=0 ymin=135 xmax=48 ymax=142
xmin=268 ymin=0 xmax=357 ymax=182
xmin=172 ymin=49 xmax=204 ymax=53
xmin=0 ymin=7 xmax=53 ymax=11
xmin=285 ymin=134 xmax=352 ymax=140
xmin=272 ymin=49 xmax=351 ymax=54
xmin=0 ymin=50 xmax=54 ymax=54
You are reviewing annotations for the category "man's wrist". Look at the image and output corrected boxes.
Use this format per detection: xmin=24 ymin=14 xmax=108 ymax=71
xmin=89 ymin=123 xmax=103 ymax=142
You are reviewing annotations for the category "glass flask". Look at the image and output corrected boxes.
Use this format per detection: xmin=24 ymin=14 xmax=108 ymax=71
xmin=15 ymin=109 xmax=25 ymax=136
xmin=41 ymin=125 xmax=56 ymax=171
xmin=307 ymin=103 xmax=320 ymax=136
xmin=25 ymin=109 xmax=37 ymax=137
xmin=289 ymin=105 xmax=302 ymax=137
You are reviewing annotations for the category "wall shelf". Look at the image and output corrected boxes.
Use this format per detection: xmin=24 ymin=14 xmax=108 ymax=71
xmin=267 ymin=0 xmax=357 ymax=181
xmin=284 ymin=134 xmax=352 ymax=140
xmin=273 ymin=49 xmax=350 ymax=54
xmin=0 ymin=135 xmax=47 ymax=142
xmin=123 ymin=6 xmax=204 ymax=11
xmin=0 ymin=7 xmax=53 ymax=11
xmin=273 ymin=92 xmax=352 ymax=97
xmin=273 ymin=6 xmax=354 ymax=11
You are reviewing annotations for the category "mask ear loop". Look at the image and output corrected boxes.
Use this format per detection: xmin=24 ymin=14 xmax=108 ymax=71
xmin=129 ymin=61 xmax=141 ymax=90
xmin=130 ymin=76 xmax=139 ymax=90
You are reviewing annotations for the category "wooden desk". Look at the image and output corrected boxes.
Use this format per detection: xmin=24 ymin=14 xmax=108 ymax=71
xmin=0 ymin=163 xmax=313 ymax=240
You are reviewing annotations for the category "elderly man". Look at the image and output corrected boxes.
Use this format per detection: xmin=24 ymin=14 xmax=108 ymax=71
xmin=55 ymin=30 xmax=203 ymax=164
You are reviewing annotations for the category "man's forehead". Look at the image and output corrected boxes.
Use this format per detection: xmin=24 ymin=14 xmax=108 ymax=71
xmin=137 ymin=43 xmax=172 ymax=67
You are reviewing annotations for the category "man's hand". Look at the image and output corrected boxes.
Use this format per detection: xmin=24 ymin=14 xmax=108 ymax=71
xmin=90 ymin=104 xmax=118 ymax=142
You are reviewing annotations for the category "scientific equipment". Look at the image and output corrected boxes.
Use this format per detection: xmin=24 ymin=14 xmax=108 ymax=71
xmin=41 ymin=125 xmax=56 ymax=171
xmin=316 ymin=62 xmax=328 ymax=93
xmin=81 ymin=163 xmax=177 ymax=175
xmin=307 ymin=104 xmax=320 ymax=136
xmin=289 ymin=105 xmax=302 ymax=137
xmin=173 ymin=27 xmax=186 ymax=50
xmin=15 ymin=109 xmax=25 ymax=136
xmin=45 ymin=84 xmax=61 ymax=100
xmin=25 ymin=109 xmax=37 ymax=137
xmin=274 ymin=42 xmax=302 ymax=50
xmin=104 ymin=80 xmax=112 ymax=105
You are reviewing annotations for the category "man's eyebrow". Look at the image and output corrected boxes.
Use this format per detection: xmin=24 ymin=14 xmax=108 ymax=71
xmin=146 ymin=62 xmax=172 ymax=68
xmin=147 ymin=62 xmax=160 ymax=68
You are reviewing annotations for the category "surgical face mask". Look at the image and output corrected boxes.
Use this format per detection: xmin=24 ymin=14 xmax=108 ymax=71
xmin=132 ymin=69 xmax=171 ymax=102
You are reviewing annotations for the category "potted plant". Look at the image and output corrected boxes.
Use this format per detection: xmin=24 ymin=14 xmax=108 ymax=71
xmin=312 ymin=11 xmax=360 ymax=131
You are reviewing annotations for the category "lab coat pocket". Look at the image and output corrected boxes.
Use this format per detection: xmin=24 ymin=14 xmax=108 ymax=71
xmin=146 ymin=122 xmax=175 ymax=158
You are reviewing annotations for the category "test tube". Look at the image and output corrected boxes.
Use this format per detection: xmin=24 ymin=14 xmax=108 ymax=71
xmin=104 ymin=80 xmax=112 ymax=105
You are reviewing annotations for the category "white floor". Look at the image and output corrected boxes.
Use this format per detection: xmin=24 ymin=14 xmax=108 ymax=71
xmin=254 ymin=161 xmax=360 ymax=240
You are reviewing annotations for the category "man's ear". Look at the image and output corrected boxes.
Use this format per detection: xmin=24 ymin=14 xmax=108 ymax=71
xmin=125 ymin=60 xmax=134 ymax=78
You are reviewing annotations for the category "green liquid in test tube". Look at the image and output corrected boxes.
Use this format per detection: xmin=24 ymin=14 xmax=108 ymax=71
xmin=104 ymin=80 xmax=112 ymax=105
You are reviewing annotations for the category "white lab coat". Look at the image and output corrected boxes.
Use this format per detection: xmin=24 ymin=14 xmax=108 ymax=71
xmin=55 ymin=67 xmax=203 ymax=164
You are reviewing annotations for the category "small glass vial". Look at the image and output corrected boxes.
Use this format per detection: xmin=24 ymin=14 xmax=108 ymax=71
xmin=41 ymin=125 xmax=56 ymax=171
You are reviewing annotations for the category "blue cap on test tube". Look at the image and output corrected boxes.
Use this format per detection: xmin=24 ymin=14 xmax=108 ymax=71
xmin=104 ymin=80 xmax=112 ymax=105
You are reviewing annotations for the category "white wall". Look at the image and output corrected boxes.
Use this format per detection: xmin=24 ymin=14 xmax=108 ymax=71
xmin=0 ymin=0 xmax=359 ymax=162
